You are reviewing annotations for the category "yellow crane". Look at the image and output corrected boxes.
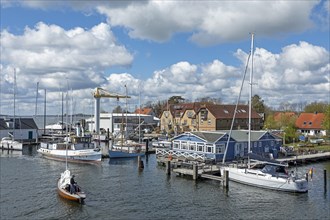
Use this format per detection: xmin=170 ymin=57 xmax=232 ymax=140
xmin=93 ymin=87 xmax=130 ymax=134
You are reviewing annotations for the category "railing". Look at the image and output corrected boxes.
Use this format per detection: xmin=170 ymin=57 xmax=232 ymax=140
xmin=156 ymin=148 xmax=206 ymax=161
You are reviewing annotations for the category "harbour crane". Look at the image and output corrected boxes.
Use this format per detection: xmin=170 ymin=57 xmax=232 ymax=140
xmin=93 ymin=87 xmax=130 ymax=134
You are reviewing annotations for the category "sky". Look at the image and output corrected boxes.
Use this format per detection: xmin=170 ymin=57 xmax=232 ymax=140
xmin=0 ymin=0 xmax=329 ymax=116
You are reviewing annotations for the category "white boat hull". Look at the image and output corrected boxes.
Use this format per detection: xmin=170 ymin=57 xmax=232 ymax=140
xmin=222 ymin=167 xmax=308 ymax=193
xmin=37 ymin=148 xmax=102 ymax=162
xmin=0 ymin=139 xmax=23 ymax=151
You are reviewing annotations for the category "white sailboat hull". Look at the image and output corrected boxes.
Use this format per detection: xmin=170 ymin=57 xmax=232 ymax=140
xmin=0 ymin=139 xmax=23 ymax=151
xmin=222 ymin=166 xmax=308 ymax=193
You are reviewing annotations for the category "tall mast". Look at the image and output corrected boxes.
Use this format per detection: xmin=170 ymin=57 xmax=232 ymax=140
xmin=13 ymin=68 xmax=16 ymax=141
xmin=248 ymin=33 xmax=254 ymax=168
xmin=35 ymin=82 xmax=39 ymax=117
xmin=125 ymin=85 xmax=128 ymax=140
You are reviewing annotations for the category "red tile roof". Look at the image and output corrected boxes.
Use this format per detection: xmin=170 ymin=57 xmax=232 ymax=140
xmin=274 ymin=112 xmax=297 ymax=121
xmin=295 ymin=113 xmax=325 ymax=129
xmin=135 ymin=108 xmax=153 ymax=115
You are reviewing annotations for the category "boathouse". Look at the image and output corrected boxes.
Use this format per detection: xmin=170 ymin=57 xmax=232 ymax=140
xmin=161 ymin=130 xmax=282 ymax=162
xmin=0 ymin=118 xmax=38 ymax=141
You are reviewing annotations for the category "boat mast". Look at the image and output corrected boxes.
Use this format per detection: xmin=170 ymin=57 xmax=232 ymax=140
xmin=13 ymin=68 xmax=16 ymax=141
xmin=248 ymin=33 xmax=254 ymax=168
xmin=65 ymin=90 xmax=69 ymax=171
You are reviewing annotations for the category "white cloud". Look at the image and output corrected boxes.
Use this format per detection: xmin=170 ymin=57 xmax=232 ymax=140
xmin=97 ymin=1 xmax=318 ymax=45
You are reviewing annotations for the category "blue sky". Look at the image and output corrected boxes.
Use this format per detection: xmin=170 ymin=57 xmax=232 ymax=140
xmin=0 ymin=0 xmax=329 ymax=116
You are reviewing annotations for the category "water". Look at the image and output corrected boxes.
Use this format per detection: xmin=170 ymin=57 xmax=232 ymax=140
xmin=1 ymin=148 xmax=329 ymax=220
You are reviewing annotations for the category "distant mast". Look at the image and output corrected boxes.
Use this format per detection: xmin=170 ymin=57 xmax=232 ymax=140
xmin=13 ymin=68 xmax=16 ymax=141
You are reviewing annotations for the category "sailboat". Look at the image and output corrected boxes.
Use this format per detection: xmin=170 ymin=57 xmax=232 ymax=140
xmin=57 ymin=91 xmax=86 ymax=203
xmin=220 ymin=34 xmax=308 ymax=193
xmin=1 ymin=68 xmax=23 ymax=151
xmin=109 ymin=85 xmax=145 ymax=158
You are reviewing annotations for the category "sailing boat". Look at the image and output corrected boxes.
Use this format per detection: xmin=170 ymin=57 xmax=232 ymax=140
xmin=108 ymin=85 xmax=145 ymax=158
xmin=57 ymin=91 xmax=86 ymax=203
xmin=221 ymin=34 xmax=308 ymax=193
xmin=1 ymin=68 xmax=23 ymax=150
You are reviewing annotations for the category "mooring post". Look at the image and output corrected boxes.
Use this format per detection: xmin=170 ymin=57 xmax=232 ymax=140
xmin=166 ymin=160 xmax=171 ymax=175
xmin=223 ymin=170 xmax=229 ymax=189
xmin=305 ymin=173 xmax=308 ymax=182
xmin=193 ymin=164 xmax=198 ymax=181
xmin=138 ymin=156 xmax=144 ymax=169
xmin=145 ymin=139 xmax=149 ymax=154
xmin=324 ymin=169 xmax=327 ymax=193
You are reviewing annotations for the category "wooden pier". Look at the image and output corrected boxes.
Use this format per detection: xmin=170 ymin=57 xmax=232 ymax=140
xmin=276 ymin=152 xmax=330 ymax=165
xmin=157 ymin=157 xmax=229 ymax=188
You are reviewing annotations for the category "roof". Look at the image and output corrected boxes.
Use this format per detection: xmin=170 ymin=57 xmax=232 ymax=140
xmin=202 ymin=104 xmax=261 ymax=119
xmin=273 ymin=112 xmax=297 ymax=121
xmin=0 ymin=118 xmax=38 ymax=130
xmin=295 ymin=112 xmax=325 ymax=129
xmin=190 ymin=131 xmax=226 ymax=143
xmin=135 ymin=107 xmax=153 ymax=115
xmin=176 ymin=130 xmax=275 ymax=143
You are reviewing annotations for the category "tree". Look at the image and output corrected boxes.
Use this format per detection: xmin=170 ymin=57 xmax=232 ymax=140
xmin=263 ymin=113 xmax=277 ymax=130
xmin=304 ymin=102 xmax=328 ymax=113
xmin=112 ymin=105 xmax=123 ymax=113
xmin=251 ymin=94 xmax=265 ymax=113
xmin=322 ymin=105 xmax=330 ymax=136
xmin=168 ymin=96 xmax=185 ymax=104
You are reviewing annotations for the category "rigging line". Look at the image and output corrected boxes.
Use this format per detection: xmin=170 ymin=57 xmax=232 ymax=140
xmin=222 ymin=51 xmax=252 ymax=164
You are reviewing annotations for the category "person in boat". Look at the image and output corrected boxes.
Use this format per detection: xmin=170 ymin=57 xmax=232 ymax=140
xmin=70 ymin=175 xmax=77 ymax=194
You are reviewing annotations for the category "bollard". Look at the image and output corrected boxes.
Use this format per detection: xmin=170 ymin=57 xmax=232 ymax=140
xmin=305 ymin=173 xmax=308 ymax=182
xmin=324 ymin=169 xmax=327 ymax=193
xmin=166 ymin=160 xmax=171 ymax=175
xmin=193 ymin=164 xmax=198 ymax=181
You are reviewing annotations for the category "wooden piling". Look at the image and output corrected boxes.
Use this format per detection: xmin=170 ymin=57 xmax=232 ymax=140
xmin=145 ymin=139 xmax=149 ymax=154
xmin=138 ymin=156 xmax=144 ymax=169
xmin=223 ymin=170 xmax=229 ymax=189
xmin=166 ymin=160 xmax=171 ymax=175
xmin=193 ymin=164 xmax=198 ymax=181
xmin=324 ymin=169 xmax=327 ymax=193
xmin=305 ymin=173 xmax=308 ymax=182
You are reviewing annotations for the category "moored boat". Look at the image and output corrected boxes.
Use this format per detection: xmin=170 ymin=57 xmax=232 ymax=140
xmin=109 ymin=140 xmax=145 ymax=158
xmin=0 ymin=137 xmax=23 ymax=150
xmin=221 ymin=33 xmax=308 ymax=193
xmin=221 ymin=161 xmax=308 ymax=193
xmin=38 ymin=135 xmax=101 ymax=163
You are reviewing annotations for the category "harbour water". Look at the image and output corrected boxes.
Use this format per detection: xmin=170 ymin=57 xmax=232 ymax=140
xmin=1 ymin=147 xmax=329 ymax=220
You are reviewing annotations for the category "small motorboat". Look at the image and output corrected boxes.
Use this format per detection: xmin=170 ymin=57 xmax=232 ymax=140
xmin=57 ymin=169 xmax=86 ymax=203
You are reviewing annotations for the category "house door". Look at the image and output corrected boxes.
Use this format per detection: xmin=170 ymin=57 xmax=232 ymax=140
xmin=235 ymin=144 xmax=244 ymax=158
xmin=28 ymin=131 xmax=33 ymax=139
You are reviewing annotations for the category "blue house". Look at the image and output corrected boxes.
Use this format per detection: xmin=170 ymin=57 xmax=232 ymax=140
xmin=170 ymin=130 xmax=282 ymax=162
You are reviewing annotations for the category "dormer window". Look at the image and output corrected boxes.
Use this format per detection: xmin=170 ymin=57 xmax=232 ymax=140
xmin=309 ymin=122 xmax=312 ymax=125
xmin=303 ymin=121 xmax=306 ymax=125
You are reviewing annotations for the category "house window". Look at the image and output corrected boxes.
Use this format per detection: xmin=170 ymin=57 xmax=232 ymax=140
xmin=254 ymin=142 xmax=257 ymax=148
xmin=198 ymin=144 xmax=204 ymax=152
xmin=259 ymin=142 xmax=262 ymax=148
xmin=173 ymin=142 xmax=179 ymax=149
xmin=271 ymin=141 xmax=274 ymax=147
xmin=181 ymin=141 xmax=187 ymax=150
xmin=216 ymin=144 xmax=225 ymax=153
xmin=189 ymin=143 xmax=195 ymax=151
xmin=208 ymin=119 xmax=211 ymax=125
xmin=206 ymin=144 xmax=213 ymax=153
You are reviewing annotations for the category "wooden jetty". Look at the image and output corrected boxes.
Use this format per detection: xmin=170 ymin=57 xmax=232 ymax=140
xmin=277 ymin=152 xmax=330 ymax=165
xmin=157 ymin=157 xmax=229 ymax=188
